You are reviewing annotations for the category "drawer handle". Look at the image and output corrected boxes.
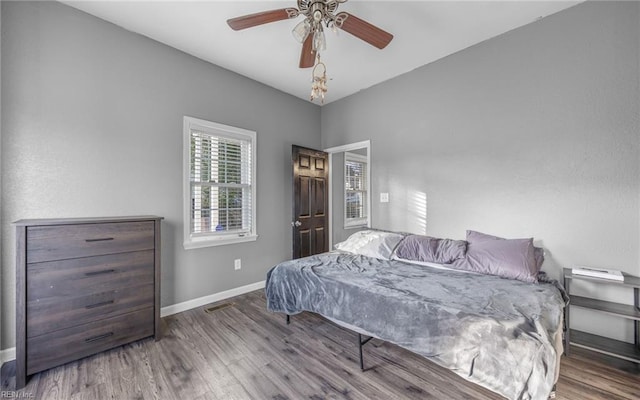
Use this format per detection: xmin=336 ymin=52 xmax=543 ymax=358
xmin=84 ymin=332 xmax=114 ymax=343
xmin=85 ymin=237 xmax=114 ymax=242
xmin=85 ymin=269 xmax=115 ymax=277
xmin=85 ymin=300 xmax=114 ymax=309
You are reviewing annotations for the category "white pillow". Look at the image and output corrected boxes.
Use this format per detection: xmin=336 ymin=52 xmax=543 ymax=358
xmin=334 ymin=230 xmax=404 ymax=260
xmin=391 ymin=255 xmax=472 ymax=273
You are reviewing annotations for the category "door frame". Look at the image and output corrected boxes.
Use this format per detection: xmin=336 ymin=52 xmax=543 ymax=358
xmin=324 ymin=140 xmax=371 ymax=249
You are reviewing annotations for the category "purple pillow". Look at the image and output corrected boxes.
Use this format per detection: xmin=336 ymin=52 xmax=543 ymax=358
xmin=452 ymin=230 xmax=539 ymax=283
xmin=395 ymin=235 xmax=467 ymax=264
xmin=467 ymin=230 xmax=544 ymax=272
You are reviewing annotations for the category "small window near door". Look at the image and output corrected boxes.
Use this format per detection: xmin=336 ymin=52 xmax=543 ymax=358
xmin=183 ymin=116 xmax=257 ymax=249
xmin=344 ymin=152 xmax=368 ymax=228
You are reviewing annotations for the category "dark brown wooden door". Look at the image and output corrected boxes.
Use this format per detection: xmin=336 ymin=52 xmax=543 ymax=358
xmin=292 ymin=145 xmax=329 ymax=259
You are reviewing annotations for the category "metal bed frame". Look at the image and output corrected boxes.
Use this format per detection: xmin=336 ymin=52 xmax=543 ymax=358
xmin=285 ymin=313 xmax=557 ymax=397
xmin=287 ymin=314 xmax=380 ymax=371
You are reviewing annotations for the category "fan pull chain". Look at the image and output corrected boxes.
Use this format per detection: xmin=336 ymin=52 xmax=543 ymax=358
xmin=310 ymin=54 xmax=328 ymax=104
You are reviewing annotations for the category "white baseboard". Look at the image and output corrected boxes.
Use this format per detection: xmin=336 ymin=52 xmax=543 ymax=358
xmin=0 ymin=281 xmax=265 ymax=364
xmin=1 ymin=347 xmax=16 ymax=364
xmin=160 ymin=280 xmax=265 ymax=317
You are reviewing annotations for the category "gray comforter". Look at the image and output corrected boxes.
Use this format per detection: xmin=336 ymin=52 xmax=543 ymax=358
xmin=266 ymin=252 xmax=567 ymax=400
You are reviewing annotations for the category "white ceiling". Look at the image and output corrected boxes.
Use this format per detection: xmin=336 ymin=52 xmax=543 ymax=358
xmin=63 ymin=1 xmax=581 ymax=105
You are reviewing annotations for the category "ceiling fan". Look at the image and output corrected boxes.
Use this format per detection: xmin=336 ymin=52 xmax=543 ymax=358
xmin=227 ymin=0 xmax=394 ymax=69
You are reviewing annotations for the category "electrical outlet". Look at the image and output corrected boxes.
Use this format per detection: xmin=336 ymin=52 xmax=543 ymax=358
xmin=380 ymin=193 xmax=390 ymax=203
xmin=234 ymin=259 xmax=241 ymax=270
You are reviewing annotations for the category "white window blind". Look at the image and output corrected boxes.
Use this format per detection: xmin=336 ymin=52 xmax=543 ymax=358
xmin=183 ymin=117 xmax=257 ymax=249
xmin=345 ymin=152 xmax=368 ymax=227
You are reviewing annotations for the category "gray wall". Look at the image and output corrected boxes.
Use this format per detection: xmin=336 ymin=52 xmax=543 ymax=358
xmin=0 ymin=1 xmax=320 ymax=349
xmin=321 ymin=1 xmax=640 ymax=342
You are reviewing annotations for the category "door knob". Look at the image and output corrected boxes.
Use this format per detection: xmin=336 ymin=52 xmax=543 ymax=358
xmin=291 ymin=221 xmax=302 ymax=227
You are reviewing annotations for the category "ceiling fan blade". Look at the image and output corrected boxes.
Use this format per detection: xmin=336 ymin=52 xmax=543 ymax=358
xmin=227 ymin=8 xmax=298 ymax=31
xmin=336 ymin=12 xmax=393 ymax=49
xmin=299 ymin=34 xmax=316 ymax=68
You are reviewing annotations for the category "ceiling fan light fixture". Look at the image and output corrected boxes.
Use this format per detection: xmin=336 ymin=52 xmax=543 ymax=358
xmin=292 ymin=19 xmax=311 ymax=43
xmin=312 ymin=9 xmax=323 ymax=22
xmin=329 ymin=21 xmax=339 ymax=34
xmin=312 ymin=27 xmax=326 ymax=52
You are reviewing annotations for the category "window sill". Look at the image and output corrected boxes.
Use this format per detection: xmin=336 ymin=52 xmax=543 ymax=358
xmin=183 ymin=234 xmax=258 ymax=250
xmin=344 ymin=220 xmax=369 ymax=230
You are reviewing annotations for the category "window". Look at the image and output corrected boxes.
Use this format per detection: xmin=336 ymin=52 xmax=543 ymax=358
xmin=183 ymin=117 xmax=257 ymax=249
xmin=344 ymin=152 xmax=368 ymax=228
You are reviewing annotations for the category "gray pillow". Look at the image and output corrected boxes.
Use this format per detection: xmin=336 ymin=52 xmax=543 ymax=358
xmin=452 ymin=230 xmax=538 ymax=283
xmin=395 ymin=235 xmax=467 ymax=264
xmin=467 ymin=230 xmax=544 ymax=272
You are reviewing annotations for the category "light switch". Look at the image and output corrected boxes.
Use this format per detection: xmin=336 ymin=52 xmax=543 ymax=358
xmin=380 ymin=193 xmax=389 ymax=203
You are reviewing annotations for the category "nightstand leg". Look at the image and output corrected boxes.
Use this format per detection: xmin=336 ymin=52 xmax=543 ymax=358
xmin=635 ymin=288 xmax=639 ymax=350
xmin=564 ymin=275 xmax=571 ymax=356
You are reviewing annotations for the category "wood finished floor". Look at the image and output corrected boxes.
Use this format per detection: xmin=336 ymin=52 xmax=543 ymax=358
xmin=2 ymin=290 xmax=639 ymax=400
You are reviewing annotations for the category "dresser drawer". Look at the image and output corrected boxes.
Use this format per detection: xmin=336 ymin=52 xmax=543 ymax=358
xmin=27 ymin=221 xmax=154 ymax=263
xmin=27 ymin=250 xmax=154 ymax=301
xmin=27 ymin=308 xmax=153 ymax=375
xmin=27 ymin=282 xmax=154 ymax=338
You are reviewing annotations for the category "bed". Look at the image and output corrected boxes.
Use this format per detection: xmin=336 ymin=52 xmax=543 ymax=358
xmin=265 ymin=230 xmax=568 ymax=400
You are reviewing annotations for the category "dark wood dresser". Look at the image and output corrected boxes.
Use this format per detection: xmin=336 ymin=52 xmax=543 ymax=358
xmin=14 ymin=216 xmax=162 ymax=389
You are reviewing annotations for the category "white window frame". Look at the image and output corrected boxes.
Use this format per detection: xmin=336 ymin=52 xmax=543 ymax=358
xmin=183 ymin=116 xmax=257 ymax=249
xmin=344 ymin=152 xmax=369 ymax=229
